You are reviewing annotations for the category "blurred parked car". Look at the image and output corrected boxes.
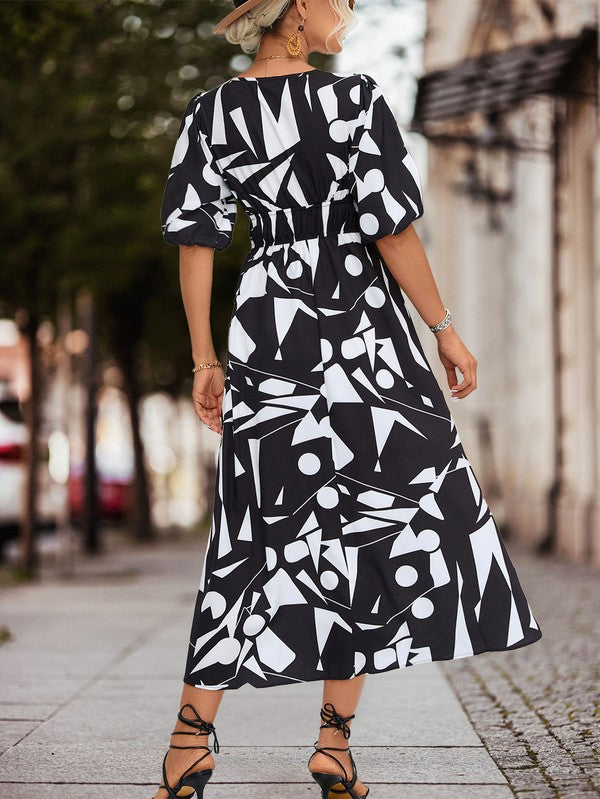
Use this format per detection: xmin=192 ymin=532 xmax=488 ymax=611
xmin=0 ymin=389 xmax=27 ymax=540
xmin=0 ymin=386 xmax=56 ymax=557
xmin=68 ymin=464 xmax=132 ymax=521
xmin=68 ymin=386 xmax=134 ymax=522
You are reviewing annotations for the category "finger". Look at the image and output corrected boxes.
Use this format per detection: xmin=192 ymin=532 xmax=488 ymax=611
xmin=444 ymin=366 xmax=458 ymax=390
xmin=452 ymin=381 xmax=473 ymax=396
xmin=463 ymin=363 xmax=477 ymax=390
xmin=207 ymin=416 xmax=221 ymax=433
xmin=194 ymin=400 xmax=209 ymax=419
xmin=448 ymin=356 xmax=477 ymax=395
xmin=193 ymin=387 xmax=223 ymax=428
xmin=196 ymin=404 xmax=213 ymax=425
xmin=451 ymin=368 xmax=472 ymax=391
xmin=451 ymin=377 xmax=468 ymax=392
xmin=209 ymin=410 xmax=220 ymax=429
xmin=195 ymin=403 xmax=209 ymax=422
xmin=453 ymin=373 xmax=477 ymax=397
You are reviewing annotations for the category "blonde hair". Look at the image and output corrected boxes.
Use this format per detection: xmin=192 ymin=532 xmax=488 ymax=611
xmin=223 ymin=0 xmax=357 ymax=54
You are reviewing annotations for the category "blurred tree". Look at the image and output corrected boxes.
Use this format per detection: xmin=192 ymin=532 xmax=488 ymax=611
xmin=0 ymin=0 xmax=260 ymax=568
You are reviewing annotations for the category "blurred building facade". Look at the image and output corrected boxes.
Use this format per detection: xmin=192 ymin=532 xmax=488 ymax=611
xmin=411 ymin=0 xmax=599 ymax=565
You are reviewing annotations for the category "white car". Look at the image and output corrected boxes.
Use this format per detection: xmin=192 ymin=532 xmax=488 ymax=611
xmin=0 ymin=393 xmax=27 ymax=527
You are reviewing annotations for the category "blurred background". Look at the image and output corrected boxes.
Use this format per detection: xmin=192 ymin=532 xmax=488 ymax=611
xmin=0 ymin=0 xmax=598 ymax=579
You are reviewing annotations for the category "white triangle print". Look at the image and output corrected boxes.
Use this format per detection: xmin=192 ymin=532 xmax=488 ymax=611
xmin=506 ymin=596 xmax=525 ymax=646
xmin=237 ymin=506 xmax=253 ymax=541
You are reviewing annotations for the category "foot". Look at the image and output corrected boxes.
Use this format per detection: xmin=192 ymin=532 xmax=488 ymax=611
xmin=308 ymin=747 xmax=369 ymax=798
xmin=152 ymin=731 xmax=216 ymax=799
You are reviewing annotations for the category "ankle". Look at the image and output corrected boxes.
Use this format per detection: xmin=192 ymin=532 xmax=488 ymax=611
xmin=171 ymin=726 xmax=211 ymax=737
xmin=318 ymin=737 xmax=349 ymax=750
xmin=318 ymin=725 xmax=352 ymax=743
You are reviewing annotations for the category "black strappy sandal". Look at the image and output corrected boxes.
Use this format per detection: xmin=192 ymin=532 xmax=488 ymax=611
xmin=154 ymin=703 xmax=219 ymax=798
xmin=307 ymin=701 xmax=370 ymax=799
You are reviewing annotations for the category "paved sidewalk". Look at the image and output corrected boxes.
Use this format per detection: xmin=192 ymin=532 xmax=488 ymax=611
xmin=0 ymin=531 xmax=595 ymax=798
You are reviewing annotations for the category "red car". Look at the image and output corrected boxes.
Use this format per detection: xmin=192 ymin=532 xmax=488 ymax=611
xmin=68 ymin=463 xmax=132 ymax=521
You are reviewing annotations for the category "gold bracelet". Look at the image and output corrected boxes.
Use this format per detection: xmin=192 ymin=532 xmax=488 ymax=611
xmin=192 ymin=360 xmax=222 ymax=373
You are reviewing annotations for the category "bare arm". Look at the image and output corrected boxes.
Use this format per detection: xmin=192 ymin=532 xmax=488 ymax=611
xmin=375 ymin=225 xmax=478 ymax=399
xmin=179 ymin=244 xmax=224 ymax=433
xmin=179 ymin=244 xmax=219 ymax=363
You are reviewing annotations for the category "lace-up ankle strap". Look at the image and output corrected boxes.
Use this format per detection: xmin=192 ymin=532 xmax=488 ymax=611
xmin=172 ymin=703 xmax=220 ymax=753
xmin=319 ymin=702 xmax=356 ymax=739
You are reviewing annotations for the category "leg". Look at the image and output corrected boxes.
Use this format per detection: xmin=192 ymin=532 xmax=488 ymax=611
xmin=152 ymin=683 xmax=225 ymax=799
xmin=308 ymin=674 xmax=369 ymax=797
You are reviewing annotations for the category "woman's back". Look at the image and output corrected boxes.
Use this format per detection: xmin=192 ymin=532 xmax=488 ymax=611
xmin=161 ymin=70 xmax=424 ymax=251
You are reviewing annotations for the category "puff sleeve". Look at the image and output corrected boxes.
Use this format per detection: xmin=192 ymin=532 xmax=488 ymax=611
xmin=160 ymin=93 xmax=237 ymax=250
xmin=350 ymin=74 xmax=424 ymax=243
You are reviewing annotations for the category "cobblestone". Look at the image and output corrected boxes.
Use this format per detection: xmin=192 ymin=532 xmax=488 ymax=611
xmin=442 ymin=545 xmax=600 ymax=798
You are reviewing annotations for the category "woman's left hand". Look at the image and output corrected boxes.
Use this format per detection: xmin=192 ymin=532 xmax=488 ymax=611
xmin=192 ymin=366 xmax=225 ymax=435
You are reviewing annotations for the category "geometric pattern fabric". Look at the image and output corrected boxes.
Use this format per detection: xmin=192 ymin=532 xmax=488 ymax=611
xmin=161 ymin=70 xmax=542 ymax=690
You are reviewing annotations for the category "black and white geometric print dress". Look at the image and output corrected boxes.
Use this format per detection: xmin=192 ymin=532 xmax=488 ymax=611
xmin=160 ymin=69 xmax=542 ymax=690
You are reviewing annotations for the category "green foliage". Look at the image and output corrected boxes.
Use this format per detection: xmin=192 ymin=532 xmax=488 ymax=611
xmin=0 ymin=0 xmax=254 ymax=392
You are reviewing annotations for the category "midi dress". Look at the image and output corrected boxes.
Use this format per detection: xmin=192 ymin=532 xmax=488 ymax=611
xmin=160 ymin=68 xmax=542 ymax=691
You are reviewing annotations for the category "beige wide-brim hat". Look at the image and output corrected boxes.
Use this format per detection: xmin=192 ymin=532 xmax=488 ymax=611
xmin=212 ymin=0 xmax=269 ymax=35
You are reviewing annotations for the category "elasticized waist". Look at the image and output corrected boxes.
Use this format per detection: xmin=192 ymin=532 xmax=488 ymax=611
xmin=248 ymin=197 xmax=361 ymax=246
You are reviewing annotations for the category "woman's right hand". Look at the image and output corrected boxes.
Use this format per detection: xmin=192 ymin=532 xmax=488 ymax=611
xmin=434 ymin=326 xmax=478 ymax=399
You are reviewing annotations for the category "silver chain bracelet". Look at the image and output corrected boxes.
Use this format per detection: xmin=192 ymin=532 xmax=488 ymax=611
xmin=429 ymin=308 xmax=452 ymax=333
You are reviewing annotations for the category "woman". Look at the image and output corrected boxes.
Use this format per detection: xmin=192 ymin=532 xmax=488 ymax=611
xmin=157 ymin=1 xmax=542 ymax=797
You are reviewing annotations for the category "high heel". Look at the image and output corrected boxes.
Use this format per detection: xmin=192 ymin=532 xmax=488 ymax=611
xmin=154 ymin=703 xmax=219 ymax=798
xmin=307 ymin=701 xmax=369 ymax=799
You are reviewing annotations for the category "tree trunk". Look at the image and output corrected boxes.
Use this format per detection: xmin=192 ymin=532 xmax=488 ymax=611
xmin=119 ymin=348 xmax=153 ymax=541
xmin=20 ymin=313 xmax=41 ymax=575
xmin=78 ymin=290 xmax=100 ymax=555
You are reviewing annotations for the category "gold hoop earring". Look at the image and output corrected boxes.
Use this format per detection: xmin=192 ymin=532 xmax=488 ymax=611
xmin=286 ymin=16 xmax=305 ymax=56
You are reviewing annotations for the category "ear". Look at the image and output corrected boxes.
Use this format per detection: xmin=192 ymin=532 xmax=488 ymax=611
xmin=295 ymin=0 xmax=309 ymax=18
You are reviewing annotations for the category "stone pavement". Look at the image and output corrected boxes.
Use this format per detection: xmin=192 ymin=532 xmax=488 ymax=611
xmin=442 ymin=547 xmax=600 ymax=799
xmin=0 ymin=530 xmax=596 ymax=798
